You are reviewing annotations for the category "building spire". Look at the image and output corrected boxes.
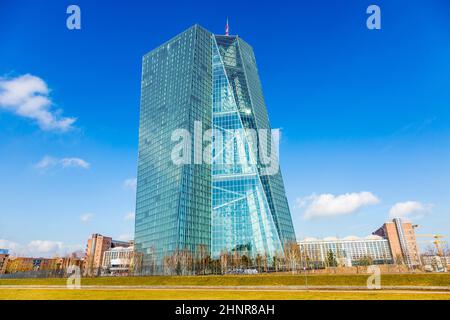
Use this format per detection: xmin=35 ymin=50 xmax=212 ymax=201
xmin=225 ymin=18 xmax=229 ymax=36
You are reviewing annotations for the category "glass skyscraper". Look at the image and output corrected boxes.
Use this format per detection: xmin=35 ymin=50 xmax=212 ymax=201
xmin=135 ymin=25 xmax=296 ymax=268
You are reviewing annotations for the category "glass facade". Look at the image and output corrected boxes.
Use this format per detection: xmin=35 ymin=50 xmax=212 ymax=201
xmin=214 ymin=36 xmax=296 ymax=246
xmin=211 ymin=38 xmax=283 ymax=259
xmin=135 ymin=25 xmax=212 ymax=267
xmin=135 ymin=25 xmax=296 ymax=268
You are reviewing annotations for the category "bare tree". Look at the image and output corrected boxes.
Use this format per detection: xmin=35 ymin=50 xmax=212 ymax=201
xmin=265 ymin=253 xmax=271 ymax=272
xmin=194 ymin=244 xmax=210 ymax=275
xmin=162 ymin=250 xmax=173 ymax=275
xmin=241 ymin=255 xmax=250 ymax=268
xmin=131 ymin=251 xmax=144 ymax=275
xmin=255 ymin=254 xmax=262 ymax=273
xmin=442 ymin=244 xmax=450 ymax=257
xmin=231 ymin=250 xmax=240 ymax=270
xmin=219 ymin=251 xmax=229 ymax=274
xmin=284 ymin=242 xmax=301 ymax=274
xmin=272 ymin=251 xmax=284 ymax=272
xmin=179 ymin=247 xmax=193 ymax=275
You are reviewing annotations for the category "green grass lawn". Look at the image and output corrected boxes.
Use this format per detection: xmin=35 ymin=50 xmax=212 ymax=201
xmin=0 ymin=288 xmax=449 ymax=300
xmin=1 ymin=273 xmax=449 ymax=287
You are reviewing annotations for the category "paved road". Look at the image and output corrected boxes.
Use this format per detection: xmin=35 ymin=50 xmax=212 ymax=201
xmin=1 ymin=285 xmax=449 ymax=293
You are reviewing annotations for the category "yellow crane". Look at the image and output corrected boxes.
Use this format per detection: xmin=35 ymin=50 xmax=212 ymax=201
xmin=416 ymin=234 xmax=447 ymax=256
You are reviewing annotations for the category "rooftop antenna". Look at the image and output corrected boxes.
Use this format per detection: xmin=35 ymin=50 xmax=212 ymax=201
xmin=225 ymin=18 xmax=229 ymax=36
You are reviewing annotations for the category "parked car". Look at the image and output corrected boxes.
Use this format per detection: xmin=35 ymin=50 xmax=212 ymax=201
xmin=225 ymin=268 xmax=258 ymax=275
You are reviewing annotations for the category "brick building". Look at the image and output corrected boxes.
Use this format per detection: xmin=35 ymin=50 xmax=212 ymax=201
xmin=373 ymin=218 xmax=421 ymax=268
xmin=84 ymin=234 xmax=132 ymax=275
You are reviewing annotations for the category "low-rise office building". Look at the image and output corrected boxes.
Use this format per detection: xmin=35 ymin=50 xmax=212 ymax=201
xmin=4 ymin=257 xmax=58 ymax=273
xmin=422 ymin=255 xmax=448 ymax=272
xmin=54 ymin=256 xmax=84 ymax=271
xmin=102 ymin=245 xmax=135 ymax=275
xmin=298 ymin=235 xmax=393 ymax=267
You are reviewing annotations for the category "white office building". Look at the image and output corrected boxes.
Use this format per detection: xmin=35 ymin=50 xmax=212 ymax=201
xmin=298 ymin=235 xmax=393 ymax=267
xmin=102 ymin=246 xmax=134 ymax=275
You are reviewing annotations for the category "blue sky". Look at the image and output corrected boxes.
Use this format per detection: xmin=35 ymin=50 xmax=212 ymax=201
xmin=0 ymin=0 xmax=449 ymax=257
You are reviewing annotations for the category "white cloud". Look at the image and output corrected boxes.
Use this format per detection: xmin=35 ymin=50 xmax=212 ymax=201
xmin=0 ymin=239 xmax=83 ymax=258
xmin=35 ymin=156 xmax=90 ymax=170
xmin=60 ymin=157 xmax=90 ymax=169
xmin=0 ymin=239 xmax=21 ymax=252
xmin=27 ymin=240 xmax=63 ymax=255
xmin=34 ymin=155 xmax=58 ymax=169
xmin=298 ymin=191 xmax=380 ymax=220
xmin=0 ymin=74 xmax=76 ymax=131
xmin=123 ymin=178 xmax=137 ymax=190
xmin=124 ymin=212 xmax=135 ymax=221
xmin=389 ymin=201 xmax=432 ymax=219
xmin=80 ymin=213 xmax=94 ymax=222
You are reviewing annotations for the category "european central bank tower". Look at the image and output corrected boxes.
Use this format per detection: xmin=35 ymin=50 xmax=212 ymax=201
xmin=135 ymin=25 xmax=296 ymax=269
